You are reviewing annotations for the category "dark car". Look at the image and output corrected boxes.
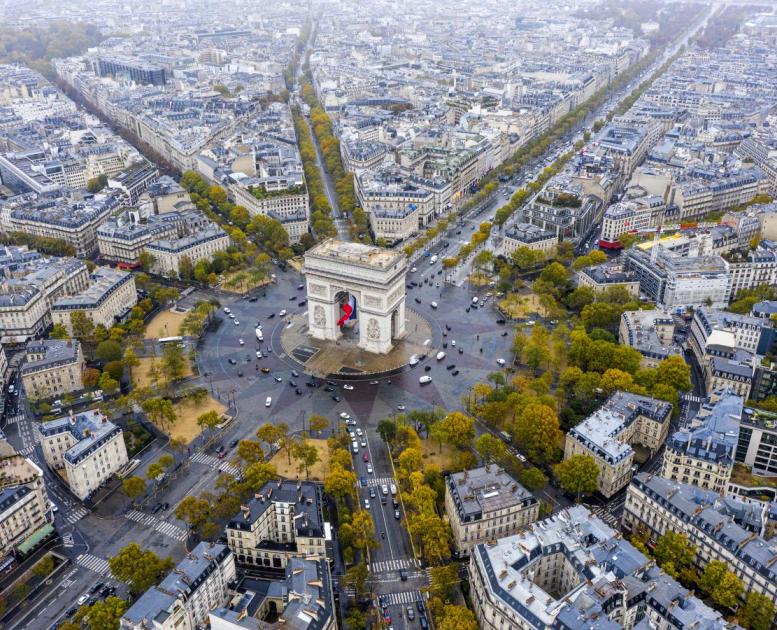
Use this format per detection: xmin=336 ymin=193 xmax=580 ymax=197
xmin=458 ymin=347 xmax=463 ymax=354
xmin=229 ymin=439 xmax=239 ymax=448
xmin=496 ymin=318 xmax=506 ymax=324
xmin=151 ymin=503 xmax=163 ymax=514
xmin=216 ymin=445 xmax=225 ymax=454
xmin=289 ymin=296 xmax=297 ymax=301
xmin=228 ymin=358 xmax=237 ymax=365
xmin=295 ymin=389 xmax=302 ymax=395
xmin=248 ymin=296 xmax=258 ymax=302
xmin=324 ymin=386 xmax=334 ymax=392
xmin=417 ymin=600 xmax=425 ymax=614
xmin=289 ymin=381 xmax=297 ymax=387
xmin=67 ymin=608 xmax=78 ymax=618
xmin=399 ymin=568 xmax=408 ymax=581
xmin=419 ymin=615 xmax=429 ymax=629
xmin=445 ymin=324 xmax=451 ymax=331
xmin=414 ymin=297 xmax=421 ymax=304
xmin=452 ymin=370 xmax=460 ymax=376
xmin=291 ymin=370 xmax=299 ymax=377
xmin=446 ymin=364 xmax=456 ymax=370
xmin=424 ymin=365 xmax=432 ymax=372
xmin=332 ymin=395 xmax=342 ymax=402
xmin=298 ymin=299 xmax=307 ymax=306
xmin=160 ymin=502 xmax=169 ymax=511
xmin=91 ymin=582 xmax=105 ymax=594
xmin=501 ymin=331 xmax=509 ymax=337
xmin=268 ymin=313 xmax=276 ymax=319
xmin=237 ymin=370 xmax=244 ymax=377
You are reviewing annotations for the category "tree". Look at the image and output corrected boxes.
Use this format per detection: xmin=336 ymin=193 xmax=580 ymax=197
xmin=308 ymin=414 xmax=329 ymax=436
xmin=141 ymin=397 xmax=177 ymax=432
xmin=475 ymin=434 xmax=507 ymax=464
xmin=196 ymin=410 xmax=221 ymax=431
xmin=427 ymin=564 xmax=459 ymax=603
xmin=553 ymin=455 xmax=599 ymax=499
xmin=704 ymin=566 xmax=742 ymax=610
xmin=398 ymin=447 xmax=423 ymax=477
xmin=518 ymin=467 xmax=547 ymax=491
xmin=436 ymin=604 xmax=478 ymax=630
xmin=256 ymin=422 xmax=291 ymax=464
xmin=98 ymin=371 xmax=119 ymax=394
xmin=654 ymin=531 xmax=695 ymax=578
xmin=376 ymin=419 xmax=397 ymax=443
xmin=50 ymin=323 xmax=69 ymax=339
xmin=512 ymin=404 xmax=561 ymax=463
xmin=291 ymin=439 xmax=319 ymax=479
xmin=70 ymin=311 xmax=94 ymax=339
xmin=108 ymin=543 xmax=174 ymax=595
xmin=82 ymin=367 xmax=101 ymax=388
xmin=655 ymin=355 xmax=691 ymax=392
xmin=80 ymin=596 xmax=128 ymax=630
xmin=146 ymin=462 xmax=165 ymax=481
xmin=350 ymin=509 xmax=378 ymax=553
xmin=32 ymin=555 xmax=55 ymax=577
xmin=243 ymin=461 xmax=277 ymax=492
xmin=122 ymin=476 xmax=146 ymax=501
xmin=175 ymin=495 xmax=211 ymax=531
xmin=104 ymin=360 xmax=124 ymax=381
xmin=432 ymin=411 xmax=475 ymax=451
xmin=236 ymin=440 xmax=265 ymax=464
xmin=158 ymin=454 xmax=175 ymax=471
xmin=95 ymin=339 xmax=122 ymax=362
xmin=739 ymin=591 xmax=775 ymax=630
xmin=342 ymin=563 xmax=368 ymax=597
xmin=324 ymin=466 xmax=357 ymax=501
xmin=161 ymin=342 xmax=186 ymax=382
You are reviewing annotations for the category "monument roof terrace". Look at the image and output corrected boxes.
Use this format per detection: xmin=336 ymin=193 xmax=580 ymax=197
xmin=306 ymin=239 xmax=405 ymax=271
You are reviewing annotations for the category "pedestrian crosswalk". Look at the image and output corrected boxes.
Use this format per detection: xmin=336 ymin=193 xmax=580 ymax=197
xmin=681 ymin=393 xmax=703 ymax=403
xmin=62 ymin=534 xmax=74 ymax=548
xmin=370 ymin=558 xmax=421 ymax=574
xmin=76 ymin=553 xmax=111 ymax=576
xmin=64 ymin=507 xmax=88 ymax=525
xmin=366 ymin=476 xmax=395 ymax=488
xmin=590 ymin=506 xmax=621 ymax=529
xmin=383 ymin=590 xmax=423 ymax=606
xmin=190 ymin=452 xmax=242 ymax=478
xmin=16 ymin=444 xmax=36 ymax=456
xmin=5 ymin=414 xmax=23 ymax=425
xmin=125 ymin=509 xmax=188 ymax=541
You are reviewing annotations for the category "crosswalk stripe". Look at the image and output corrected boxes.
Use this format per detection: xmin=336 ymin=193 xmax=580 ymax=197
xmin=369 ymin=558 xmax=419 ymax=573
xmin=385 ymin=590 xmax=422 ymax=606
xmin=76 ymin=553 xmax=111 ymax=576
xmin=126 ymin=509 xmax=188 ymax=541
xmin=62 ymin=534 xmax=74 ymax=547
xmin=190 ymin=452 xmax=242 ymax=478
xmin=65 ymin=507 xmax=88 ymax=525
xmin=366 ymin=477 xmax=395 ymax=487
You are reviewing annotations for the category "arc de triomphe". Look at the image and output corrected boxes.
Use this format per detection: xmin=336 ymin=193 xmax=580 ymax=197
xmin=303 ymin=239 xmax=407 ymax=355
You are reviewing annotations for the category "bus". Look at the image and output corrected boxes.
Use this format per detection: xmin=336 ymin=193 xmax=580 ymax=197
xmin=158 ymin=336 xmax=184 ymax=345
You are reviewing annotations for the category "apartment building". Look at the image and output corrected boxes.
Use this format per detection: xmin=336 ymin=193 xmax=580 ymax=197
xmin=226 ymin=480 xmax=328 ymax=570
xmin=146 ymin=224 xmax=230 ymax=278
xmin=444 ymin=465 xmax=538 ymax=556
xmin=502 ymin=222 xmax=556 ymax=257
xmin=469 ymin=505 xmax=735 ymax=630
xmin=576 ymin=261 xmax=640 ymax=297
xmin=121 ymin=542 xmax=236 ymax=630
xmin=341 ymin=140 xmax=389 ymax=172
xmin=661 ymin=391 xmax=742 ymax=493
xmin=624 ymin=473 xmax=777 ymax=609
xmin=39 ymin=409 xmax=128 ymax=501
xmin=564 ymin=391 xmax=672 ymax=498
xmin=618 ymin=309 xmax=681 ymax=369
xmin=230 ymin=182 xmax=309 ymax=224
xmin=208 ymin=558 xmax=335 ymax=630
xmin=20 ymin=339 xmax=84 ymax=401
xmin=51 ymin=267 xmax=137 ymax=333
xmin=599 ymin=194 xmax=666 ymax=247
xmin=0 ymin=454 xmax=51 ymax=561
xmin=369 ymin=204 xmax=419 ymax=244
xmin=96 ymin=213 xmax=178 ymax=265
xmin=726 ymin=240 xmax=777 ymax=301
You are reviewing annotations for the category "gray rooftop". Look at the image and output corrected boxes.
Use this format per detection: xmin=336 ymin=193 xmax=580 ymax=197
xmin=21 ymin=339 xmax=81 ymax=374
xmin=39 ymin=409 xmax=121 ymax=466
xmin=447 ymin=464 xmax=537 ymax=522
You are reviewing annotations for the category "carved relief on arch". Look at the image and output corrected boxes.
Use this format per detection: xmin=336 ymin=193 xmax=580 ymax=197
xmin=308 ymin=283 xmax=327 ymax=297
xmin=364 ymin=294 xmax=381 ymax=308
xmin=367 ymin=318 xmax=381 ymax=340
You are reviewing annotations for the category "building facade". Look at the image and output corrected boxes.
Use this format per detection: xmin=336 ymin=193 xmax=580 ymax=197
xmin=20 ymin=339 xmax=84 ymax=401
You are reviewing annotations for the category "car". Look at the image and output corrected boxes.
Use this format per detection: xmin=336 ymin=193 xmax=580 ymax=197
xmin=298 ymin=299 xmax=307 ymax=306
xmin=67 ymin=607 xmax=78 ymax=617
xmin=228 ymin=312 xmax=235 ymax=319
xmin=274 ymin=376 xmax=283 ymax=382
xmin=332 ymin=395 xmax=342 ymax=402
xmin=383 ymin=613 xmax=392 ymax=625
xmin=397 ymin=404 xmax=406 ymax=411
xmin=496 ymin=358 xmax=506 ymax=366
xmin=324 ymin=385 xmax=334 ymax=392
xmin=417 ymin=600 xmax=425 ymax=614
xmin=366 ymin=463 xmax=373 ymax=474
xmin=452 ymin=370 xmax=460 ymax=376
xmin=362 ymin=452 xmax=369 ymax=462
xmin=297 ymin=284 xmax=304 ymax=290
xmin=360 ymin=476 xmax=368 ymax=487
xmin=339 ymin=412 xmax=351 ymax=420
xmin=343 ymin=384 xmax=354 ymax=390
xmin=352 ymin=441 xmax=359 ymax=453
xmin=496 ymin=318 xmax=506 ymax=324
xmin=414 ymin=297 xmax=421 ymax=304
xmin=451 ymin=340 xmax=456 ymax=346
xmin=501 ymin=331 xmax=509 ymax=337
xmin=49 ymin=501 xmax=59 ymax=513
xmin=248 ymin=296 xmax=258 ymax=302
xmin=399 ymin=568 xmax=408 ymax=580
xmin=77 ymin=593 xmax=90 ymax=606
xmin=90 ymin=582 xmax=105 ymax=595
xmin=378 ymin=595 xmax=388 ymax=609
xmin=345 ymin=419 xmax=356 ymax=426
xmin=458 ymin=347 xmax=463 ymax=354
xmin=364 ymin=498 xmax=370 ymax=509
xmin=445 ymin=324 xmax=452 ymax=331
xmin=238 ymin=338 xmax=244 ymax=345
xmin=289 ymin=295 xmax=296 ymax=301
xmin=407 ymin=607 xmax=415 ymax=621
xmin=446 ymin=364 xmax=456 ymax=370
xmin=419 ymin=375 xmax=432 ymax=384
xmin=424 ymin=365 xmax=432 ymax=372
xmin=234 ymin=320 xmax=240 ymax=325
xmin=355 ymin=428 xmax=363 ymax=436
xmin=279 ymin=309 xmax=287 ymax=316
xmin=393 ymin=498 xmax=399 ymax=508
xmin=291 ymin=370 xmax=299 ymax=377
xmin=360 ymin=439 xmax=367 ymax=447
xmin=265 ymin=397 xmax=272 ymax=407
xmin=370 ymin=380 xmax=379 ymax=385
xmin=256 ymin=350 xmax=263 ymax=358
xmin=295 ymin=388 xmax=302 ymax=395
xmin=268 ymin=313 xmax=275 ymax=319
xmin=419 ymin=615 xmax=429 ymax=629
xmin=369 ymin=487 xmax=376 ymax=498
xmin=230 ymin=439 xmax=239 ymax=448
xmin=237 ymin=370 xmax=243 ymax=377
xmin=261 ymin=367 xmax=270 ymax=373
xmin=390 ymin=483 xmax=397 ymax=495
xmin=430 ymin=301 xmax=438 ymax=309
xmin=228 ymin=358 xmax=237 ymax=365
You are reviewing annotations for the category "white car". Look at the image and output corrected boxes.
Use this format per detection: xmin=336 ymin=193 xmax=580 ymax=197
xmin=224 ymin=307 xmax=231 ymax=314
xmin=410 ymin=267 xmax=417 ymax=273
xmin=397 ymin=404 xmax=406 ymax=411
xmin=360 ymin=439 xmax=367 ymax=448
xmin=256 ymin=350 xmax=263 ymax=358
xmin=352 ymin=441 xmax=359 ymax=453
xmin=279 ymin=309 xmax=287 ymax=317
xmin=343 ymin=384 xmax=354 ymax=390
xmin=419 ymin=375 xmax=432 ymax=384
xmin=345 ymin=418 xmax=357 ymax=426
xmin=431 ymin=301 xmax=438 ymax=309
xmin=234 ymin=320 xmax=240 ymax=326
xmin=239 ymin=339 xmax=244 ymax=345
xmin=409 ymin=355 xmax=419 ymax=366
xmin=451 ymin=340 xmax=456 ymax=347
xmin=364 ymin=498 xmax=370 ymax=509
xmin=228 ymin=313 xmax=235 ymax=319
xmin=265 ymin=397 xmax=272 ymax=407
xmin=436 ymin=351 xmax=446 ymax=361
xmin=339 ymin=412 xmax=351 ymax=420
xmin=348 ymin=429 xmax=355 ymax=437
xmin=496 ymin=358 xmax=506 ymax=366
xmin=77 ymin=593 xmax=89 ymax=606
xmin=366 ymin=463 xmax=373 ymax=474
xmin=355 ymin=428 xmax=363 ymax=436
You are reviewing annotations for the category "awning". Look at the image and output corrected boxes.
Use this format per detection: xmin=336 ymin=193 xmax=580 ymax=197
xmin=17 ymin=523 xmax=55 ymax=555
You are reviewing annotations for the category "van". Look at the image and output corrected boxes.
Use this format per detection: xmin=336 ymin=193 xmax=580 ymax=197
xmin=436 ymin=351 xmax=446 ymax=361
xmin=265 ymin=397 xmax=272 ymax=407
xmin=381 ymin=484 xmax=389 ymax=496
xmin=352 ymin=441 xmax=359 ymax=454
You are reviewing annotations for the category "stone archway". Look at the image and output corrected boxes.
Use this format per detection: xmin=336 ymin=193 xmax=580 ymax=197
xmin=304 ymin=240 xmax=408 ymax=355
